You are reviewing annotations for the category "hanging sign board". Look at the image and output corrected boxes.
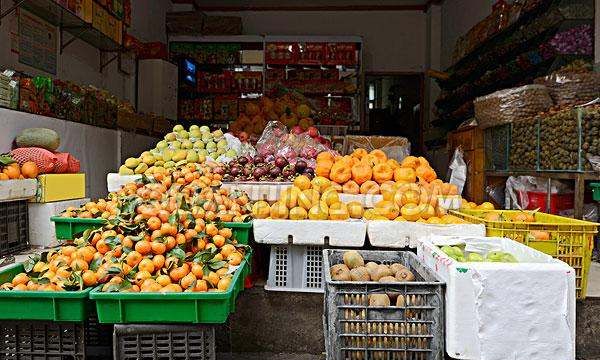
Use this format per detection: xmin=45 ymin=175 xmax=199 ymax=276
xmin=19 ymin=10 xmax=57 ymax=74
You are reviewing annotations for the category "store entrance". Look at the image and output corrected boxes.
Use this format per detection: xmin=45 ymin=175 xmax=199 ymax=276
xmin=365 ymin=73 xmax=423 ymax=154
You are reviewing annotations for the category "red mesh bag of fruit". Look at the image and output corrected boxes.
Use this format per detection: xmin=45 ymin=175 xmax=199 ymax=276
xmin=67 ymin=154 xmax=80 ymax=173
xmin=53 ymin=152 xmax=69 ymax=173
xmin=10 ymin=147 xmax=58 ymax=174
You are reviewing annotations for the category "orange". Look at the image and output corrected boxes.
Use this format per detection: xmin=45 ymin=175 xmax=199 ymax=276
xmin=207 ymin=271 xmax=219 ymax=287
xmin=3 ymin=165 xmax=20 ymax=179
xmin=156 ymin=274 xmax=171 ymax=287
xmin=205 ymin=224 xmax=218 ymax=237
xmin=70 ymin=259 xmax=89 ymax=271
xmin=0 ymin=173 xmax=8 ymax=180
xmin=191 ymin=263 xmax=204 ymax=279
xmin=218 ymin=228 xmax=232 ymax=239
xmin=160 ymin=284 xmax=183 ymax=293
xmin=220 ymin=244 xmax=236 ymax=259
xmin=138 ymin=258 xmax=155 ymax=274
xmin=82 ymin=271 xmax=98 ymax=287
xmin=217 ymin=276 xmax=232 ymax=291
xmin=61 ymin=246 xmax=77 ymax=257
xmin=227 ymin=252 xmax=243 ymax=266
xmin=135 ymin=240 xmax=152 ymax=255
xmin=180 ymin=273 xmax=197 ymax=289
xmin=193 ymin=279 xmax=208 ymax=292
xmin=147 ymin=216 xmax=161 ymax=231
xmin=152 ymin=254 xmax=165 ymax=270
xmin=20 ymin=161 xmax=38 ymax=179
xmin=126 ymin=251 xmax=143 ymax=267
xmin=141 ymin=283 xmax=163 ymax=292
xmin=160 ymin=223 xmax=177 ymax=236
xmin=151 ymin=241 xmax=166 ymax=255
xmin=212 ymin=235 xmax=226 ymax=248
xmin=135 ymin=271 xmax=152 ymax=285
xmin=169 ymin=265 xmax=189 ymax=282
xmin=11 ymin=273 xmax=29 ymax=286
xmin=176 ymin=233 xmax=186 ymax=245
xmin=96 ymin=240 xmax=110 ymax=254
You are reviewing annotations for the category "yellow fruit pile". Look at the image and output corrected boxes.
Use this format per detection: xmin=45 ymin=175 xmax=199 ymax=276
xmin=251 ymin=175 xmax=364 ymax=221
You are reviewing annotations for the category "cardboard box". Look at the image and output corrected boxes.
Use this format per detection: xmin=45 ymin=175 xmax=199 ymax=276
xmin=34 ymin=174 xmax=86 ymax=203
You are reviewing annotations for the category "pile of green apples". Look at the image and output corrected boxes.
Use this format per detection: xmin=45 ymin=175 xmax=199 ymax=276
xmin=119 ymin=125 xmax=238 ymax=175
xmin=440 ymin=245 xmax=518 ymax=263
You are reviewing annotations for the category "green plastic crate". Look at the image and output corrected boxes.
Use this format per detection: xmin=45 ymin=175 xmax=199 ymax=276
xmin=50 ymin=217 xmax=105 ymax=240
xmin=223 ymin=221 xmax=252 ymax=245
xmin=90 ymin=253 xmax=251 ymax=324
xmin=0 ymin=263 xmax=92 ymax=321
xmin=591 ymin=183 xmax=600 ymax=202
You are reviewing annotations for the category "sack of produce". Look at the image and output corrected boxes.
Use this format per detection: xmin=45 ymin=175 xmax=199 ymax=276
xmin=67 ymin=154 xmax=81 ymax=173
xmin=474 ymin=84 xmax=553 ymax=129
xmin=10 ymin=147 xmax=59 ymax=174
xmin=534 ymin=68 xmax=600 ymax=106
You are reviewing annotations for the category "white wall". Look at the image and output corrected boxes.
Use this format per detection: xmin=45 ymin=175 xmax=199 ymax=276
xmin=440 ymin=0 xmax=492 ymax=69
xmin=205 ymin=10 xmax=428 ymax=72
xmin=0 ymin=0 xmax=171 ymax=102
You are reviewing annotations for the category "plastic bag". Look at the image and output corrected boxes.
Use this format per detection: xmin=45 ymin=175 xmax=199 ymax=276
xmin=504 ymin=176 xmax=572 ymax=209
xmin=534 ymin=70 xmax=600 ymax=106
xmin=486 ymin=183 xmax=505 ymax=208
xmin=214 ymin=133 xmax=241 ymax=164
xmin=474 ymin=84 xmax=553 ymax=129
xmin=559 ymin=204 xmax=598 ymax=222
xmin=256 ymin=121 xmax=288 ymax=157
xmin=447 ymin=147 xmax=467 ymax=195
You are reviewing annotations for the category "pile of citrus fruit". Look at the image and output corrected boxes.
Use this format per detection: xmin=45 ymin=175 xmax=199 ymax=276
xmin=1 ymin=163 xmax=249 ymax=293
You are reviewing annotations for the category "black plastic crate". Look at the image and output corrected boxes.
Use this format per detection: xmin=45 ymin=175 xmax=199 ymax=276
xmin=323 ymin=250 xmax=445 ymax=360
xmin=113 ymin=324 xmax=216 ymax=360
xmin=0 ymin=320 xmax=86 ymax=360
xmin=0 ymin=200 xmax=29 ymax=257
xmin=85 ymin=314 xmax=113 ymax=359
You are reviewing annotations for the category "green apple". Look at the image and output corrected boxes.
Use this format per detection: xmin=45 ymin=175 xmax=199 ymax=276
xmin=200 ymin=126 xmax=210 ymax=133
xmin=134 ymin=163 xmax=148 ymax=174
xmin=197 ymin=149 xmax=208 ymax=157
xmin=451 ymin=246 xmax=464 ymax=258
xmin=156 ymin=140 xmax=168 ymax=149
xmin=197 ymin=153 xmax=206 ymax=163
xmin=209 ymin=152 xmax=218 ymax=159
xmin=118 ymin=165 xmax=134 ymax=175
xmin=213 ymin=129 xmax=224 ymax=137
xmin=181 ymin=140 xmax=193 ymax=149
xmin=466 ymin=253 xmax=484 ymax=262
xmin=178 ymin=130 xmax=189 ymax=139
xmin=206 ymin=141 xmax=217 ymax=151
xmin=173 ymin=124 xmax=184 ymax=132
xmin=154 ymin=160 xmax=165 ymax=167
xmin=189 ymin=125 xmax=199 ymax=132
xmin=186 ymin=150 xmax=199 ymax=163
xmin=486 ymin=251 xmax=504 ymax=262
xmin=216 ymin=148 xmax=225 ymax=156
xmin=225 ymin=149 xmax=237 ymax=158
xmin=193 ymin=141 xmax=205 ymax=149
xmin=190 ymin=128 xmax=202 ymax=138
xmin=141 ymin=153 xmax=156 ymax=166
xmin=441 ymin=246 xmax=454 ymax=257
xmin=164 ymin=160 xmax=175 ymax=168
xmin=217 ymin=139 xmax=228 ymax=149
xmin=171 ymin=141 xmax=182 ymax=150
xmin=165 ymin=132 xmax=177 ymax=141
xmin=455 ymin=255 xmax=465 ymax=262
xmin=501 ymin=253 xmax=518 ymax=263
xmin=124 ymin=157 xmax=140 ymax=169
xmin=173 ymin=150 xmax=188 ymax=162
xmin=201 ymin=133 xmax=213 ymax=143
xmin=175 ymin=160 xmax=188 ymax=167
xmin=162 ymin=149 xmax=174 ymax=162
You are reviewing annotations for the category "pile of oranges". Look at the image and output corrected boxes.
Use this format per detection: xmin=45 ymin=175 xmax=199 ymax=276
xmin=0 ymin=158 xmax=39 ymax=181
xmin=1 ymin=163 xmax=249 ymax=293
xmin=61 ymin=163 xmax=252 ymax=224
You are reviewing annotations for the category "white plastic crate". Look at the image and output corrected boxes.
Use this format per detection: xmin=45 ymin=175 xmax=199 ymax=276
xmin=0 ymin=179 xmax=37 ymax=202
xmin=221 ymin=181 xmax=292 ymax=202
xmin=266 ymin=244 xmax=325 ymax=293
xmin=418 ymin=235 xmax=576 ymax=360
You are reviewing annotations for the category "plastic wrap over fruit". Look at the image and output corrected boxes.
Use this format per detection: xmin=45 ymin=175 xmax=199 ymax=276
xmin=256 ymin=121 xmax=287 ymax=157
xmin=214 ymin=133 xmax=242 ymax=164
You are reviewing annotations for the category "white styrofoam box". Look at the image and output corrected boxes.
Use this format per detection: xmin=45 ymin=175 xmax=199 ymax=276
xmin=28 ymin=198 xmax=89 ymax=247
xmin=107 ymin=173 xmax=142 ymax=193
xmin=221 ymin=182 xmax=292 ymax=202
xmin=0 ymin=179 xmax=37 ymax=202
xmin=253 ymin=219 xmax=366 ymax=247
xmin=265 ymin=244 xmax=324 ymax=293
xmin=367 ymin=220 xmax=486 ymax=248
xmin=417 ymin=235 xmax=576 ymax=360
xmin=338 ymin=193 xmax=382 ymax=208
xmin=137 ymin=59 xmax=178 ymax=119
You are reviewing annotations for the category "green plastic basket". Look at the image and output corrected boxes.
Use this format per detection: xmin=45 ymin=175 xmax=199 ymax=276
xmin=50 ymin=217 xmax=252 ymax=244
xmin=591 ymin=183 xmax=600 ymax=202
xmin=50 ymin=217 xmax=105 ymax=240
xmin=223 ymin=221 xmax=252 ymax=245
xmin=90 ymin=253 xmax=251 ymax=324
xmin=0 ymin=263 xmax=92 ymax=321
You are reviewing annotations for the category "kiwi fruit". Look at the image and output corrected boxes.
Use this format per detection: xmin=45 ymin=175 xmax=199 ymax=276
xmin=343 ymin=250 xmax=365 ymax=270
xmin=330 ymin=264 xmax=351 ymax=281
xmin=389 ymin=263 xmax=407 ymax=275
xmin=378 ymin=276 xmax=397 ymax=283
xmin=368 ymin=293 xmax=390 ymax=307
xmin=350 ymin=266 xmax=371 ymax=281
xmin=395 ymin=268 xmax=416 ymax=282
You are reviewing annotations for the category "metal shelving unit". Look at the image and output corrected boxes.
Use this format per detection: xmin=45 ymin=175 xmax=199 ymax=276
xmin=0 ymin=0 xmax=127 ymax=73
